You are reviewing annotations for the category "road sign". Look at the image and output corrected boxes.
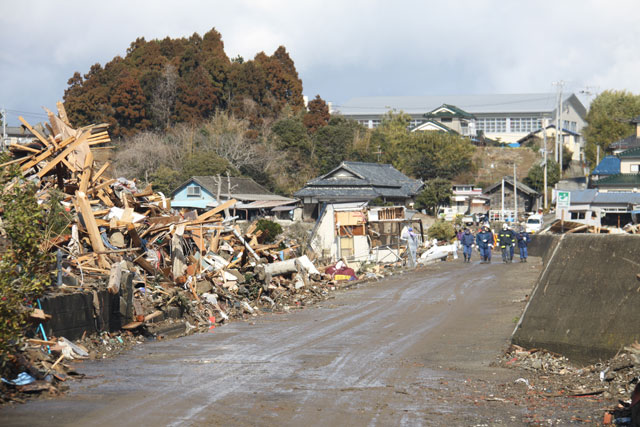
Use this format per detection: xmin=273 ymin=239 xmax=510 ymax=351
xmin=557 ymin=191 xmax=570 ymax=208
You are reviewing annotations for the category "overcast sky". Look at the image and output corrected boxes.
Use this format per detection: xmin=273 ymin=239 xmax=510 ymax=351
xmin=1 ymin=0 xmax=639 ymax=125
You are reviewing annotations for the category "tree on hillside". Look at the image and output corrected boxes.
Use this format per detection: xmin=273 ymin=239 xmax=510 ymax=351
xmin=303 ymin=95 xmax=330 ymax=134
xmin=415 ymin=178 xmax=452 ymax=215
xmin=397 ymin=131 xmax=475 ymax=181
xmin=313 ymin=117 xmax=365 ymax=174
xmin=63 ymin=28 xmax=303 ymax=137
xmin=523 ymin=159 xmax=560 ymax=192
xmin=373 ymin=110 xmax=412 ymax=164
xmin=150 ymin=63 xmax=178 ymax=130
xmin=583 ymin=90 xmax=640 ymax=166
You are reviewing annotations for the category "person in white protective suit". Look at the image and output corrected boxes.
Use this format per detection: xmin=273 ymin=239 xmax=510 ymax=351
xmin=401 ymin=226 xmax=418 ymax=268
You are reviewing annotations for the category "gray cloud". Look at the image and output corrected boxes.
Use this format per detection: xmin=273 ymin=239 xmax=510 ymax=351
xmin=1 ymin=0 xmax=638 ymax=124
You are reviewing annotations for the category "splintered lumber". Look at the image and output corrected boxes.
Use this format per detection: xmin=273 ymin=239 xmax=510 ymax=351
xmin=195 ymin=199 xmax=237 ymax=223
xmin=91 ymin=161 xmax=110 ymax=183
xmin=78 ymin=149 xmax=94 ymax=193
xmin=75 ymin=191 xmax=108 ymax=268
xmin=35 ymin=135 xmax=87 ymax=178
xmin=18 ymin=116 xmax=53 ymax=149
xmin=57 ymin=101 xmax=71 ymax=126
xmin=107 ymin=261 xmax=122 ymax=294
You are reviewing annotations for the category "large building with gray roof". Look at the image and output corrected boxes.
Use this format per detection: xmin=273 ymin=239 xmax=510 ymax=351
xmin=333 ymin=93 xmax=587 ymax=144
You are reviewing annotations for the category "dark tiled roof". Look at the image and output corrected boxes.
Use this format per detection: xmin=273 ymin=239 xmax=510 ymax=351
xmin=591 ymin=156 xmax=620 ymax=175
xmin=594 ymin=173 xmax=640 ymax=187
xmin=294 ymin=161 xmax=423 ymax=200
xmin=608 ymin=135 xmax=640 ymax=151
xmin=618 ymin=146 xmax=640 ymax=158
xmin=483 ymin=176 xmax=538 ymax=196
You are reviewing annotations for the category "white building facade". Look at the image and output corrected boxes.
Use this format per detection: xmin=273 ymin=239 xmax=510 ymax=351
xmin=333 ymin=93 xmax=587 ymax=145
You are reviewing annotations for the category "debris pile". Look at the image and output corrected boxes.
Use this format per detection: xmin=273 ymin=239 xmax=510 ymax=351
xmin=500 ymin=343 xmax=640 ymax=425
xmin=0 ymin=106 xmax=414 ymax=402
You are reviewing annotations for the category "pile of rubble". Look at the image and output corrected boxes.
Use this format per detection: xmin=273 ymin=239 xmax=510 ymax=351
xmin=2 ymin=105 xmax=408 ymax=402
xmin=499 ymin=343 xmax=640 ymax=425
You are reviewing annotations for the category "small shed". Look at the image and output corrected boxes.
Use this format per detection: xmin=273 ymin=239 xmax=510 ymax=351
xmin=483 ymin=176 xmax=540 ymax=214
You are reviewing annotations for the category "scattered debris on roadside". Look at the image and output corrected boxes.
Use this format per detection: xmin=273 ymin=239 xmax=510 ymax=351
xmin=497 ymin=342 xmax=640 ymax=425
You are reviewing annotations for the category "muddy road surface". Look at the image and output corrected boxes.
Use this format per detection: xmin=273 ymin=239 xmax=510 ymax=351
xmin=2 ymin=259 xmax=547 ymax=426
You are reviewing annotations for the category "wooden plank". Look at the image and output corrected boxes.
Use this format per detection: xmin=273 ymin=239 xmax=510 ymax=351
xmin=195 ymin=199 xmax=237 ymax=223
xmin=75 ymin=191 xmax=108 ymax=268
xmin=107 ymin=262 xmax=122 ymax=294
xmin=35 ymin=135 xmax=87 ymax=178
xmin=91 ymin=162 xmax=110 ymax=183
xmin=78 ymin=149 xmax=94 ymax=193
xmin=120 ymin=207 xmax=134 ymax=223
xmin=57 ymin=101 xmax=71 ymax=126
xmin=9 ymin=143 xmax=41 ymax=154
xmin=18 ymin=116 xmax=52 ymax=149
xmin=86 ymin=178 xmax=116 ymax=196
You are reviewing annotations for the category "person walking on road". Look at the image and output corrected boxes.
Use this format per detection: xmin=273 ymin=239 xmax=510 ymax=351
xmin=460 ymin=228 xmax=475 ymax=263
xmin=475 ymin=225 xmax=493 ymax=264
xmin=498 ymin=223 xmax=516 ymax=263
xmin=516 ymin=225 xmax=530 ymax=262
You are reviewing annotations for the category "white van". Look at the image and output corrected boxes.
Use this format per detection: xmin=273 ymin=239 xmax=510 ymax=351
xmin=525 ymin=214 xmax=543 ymax=234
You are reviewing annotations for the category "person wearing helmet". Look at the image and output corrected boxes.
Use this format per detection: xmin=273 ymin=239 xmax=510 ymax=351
xmin=475 ymin=225 xmax=493 ymax=264
xmin=460 ymin=227 xmax=475 ymax=263
xmin=497 ymin=223 xmax=516 ymax=263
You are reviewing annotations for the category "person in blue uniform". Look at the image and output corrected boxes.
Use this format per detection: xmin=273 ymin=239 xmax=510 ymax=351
xmin=460 ymin=228 xmax=475 ymax=263
xmin=516 ymin=225 xmax=530 ymax=262
xmin=475 ymin=225 xmax=493 ymax=264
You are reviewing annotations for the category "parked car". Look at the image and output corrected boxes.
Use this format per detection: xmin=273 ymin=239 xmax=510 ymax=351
xmin=525 ymin=214 xmax=543 ymax=233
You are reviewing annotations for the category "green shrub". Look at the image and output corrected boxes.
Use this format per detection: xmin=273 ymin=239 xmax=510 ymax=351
xmin=427 ymin=220 xmax=456 ymax=241
xmin=255 ymin=219 xmax=283 ymax=243
xmin=0 ymin=165 xmax=52 ymax=370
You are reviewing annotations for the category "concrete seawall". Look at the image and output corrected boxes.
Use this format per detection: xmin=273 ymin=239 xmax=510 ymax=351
xmin=512 ymin=234 xmax=640 ymax=363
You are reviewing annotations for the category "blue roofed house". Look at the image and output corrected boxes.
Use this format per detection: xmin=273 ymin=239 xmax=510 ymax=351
xmin=294 ymin=161 xmax=423 ymax=219
xmin=589 ymin=156 xmax=620 ymax=185
xmin=171 ymin=176 xmax=297 ymax=220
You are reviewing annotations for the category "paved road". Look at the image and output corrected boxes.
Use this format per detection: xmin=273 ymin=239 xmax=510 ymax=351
xmin=0 ymin=259 xmax=540 ymax=426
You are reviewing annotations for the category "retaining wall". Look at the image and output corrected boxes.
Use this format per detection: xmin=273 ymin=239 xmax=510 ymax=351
xmin=512 ymin=234 xmax=640 ymax=363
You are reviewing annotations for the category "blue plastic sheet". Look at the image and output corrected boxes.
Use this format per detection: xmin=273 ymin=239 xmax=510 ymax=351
xmin=1 ymin=372 xmax=36 ymax=386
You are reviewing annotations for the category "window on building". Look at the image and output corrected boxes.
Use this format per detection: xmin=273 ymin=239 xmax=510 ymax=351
xmin=631 ymin=164 xmax=640 ymax=173
xmin=187 ymin=186 xmax=201 ymax=197
xmin=510 ymin=117 xmax=542 ymax=133
xmin=476 ymin=118 xmax=506 ymax=133
xmin=371 ymin=119 xmax=381 ymax=128
xmin=571 ymin=121 xmax=577 ymax=132
xmin=440 ymin=117 xmax=452 ymax=123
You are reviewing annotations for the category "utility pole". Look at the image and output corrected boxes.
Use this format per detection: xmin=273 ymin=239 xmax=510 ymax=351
xmin=1 ymin=108 xmax=6 ymax=151
xmin=513 ymin=163 xmax=517 ymax=222
xmin=553 ymin=81 xmax=565 ymax=175
xmin=501 ymin=178 xmax=505 ymax=222
xmin=543 ymin=118 xmax=548 ymax=211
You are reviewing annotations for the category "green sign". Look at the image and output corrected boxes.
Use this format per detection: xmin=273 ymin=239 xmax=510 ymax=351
xmin=557 ymin=191 xmax=570 ymax=208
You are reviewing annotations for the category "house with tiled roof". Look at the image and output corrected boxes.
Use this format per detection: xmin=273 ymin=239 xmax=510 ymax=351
xmin=294 ymin=161 xmax=423 ymax=219
xmin=607 ymin=115 xmax=640 ymax=154
xmin=592 ymin=147 xmax=640 ymax=191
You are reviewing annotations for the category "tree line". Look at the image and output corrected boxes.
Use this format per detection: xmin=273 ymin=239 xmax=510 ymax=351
xmin=63 ymin=28 xmax=477 ymax=202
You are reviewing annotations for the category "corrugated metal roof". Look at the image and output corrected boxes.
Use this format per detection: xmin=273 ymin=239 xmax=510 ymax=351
xmin=335 ymin=93 xmax=579 ymax=116
xmin=567 ymin=189 xmax=640 ymax=205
